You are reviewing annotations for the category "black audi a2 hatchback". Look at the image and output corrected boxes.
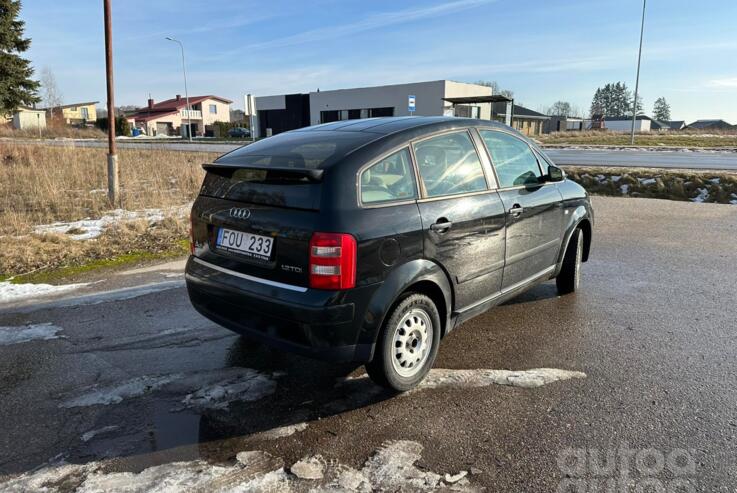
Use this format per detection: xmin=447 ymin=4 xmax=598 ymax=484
xmin=186 ymin=117 xmax=593 ymax=390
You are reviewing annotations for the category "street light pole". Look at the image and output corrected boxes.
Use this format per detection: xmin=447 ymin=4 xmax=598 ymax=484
xmin=103 ymin=0 xmax=119 ymax=206
xmin=630 ymin=0 xmax=646 ymax=145
xmin=166 ymin=37 xmax=192 ymax=142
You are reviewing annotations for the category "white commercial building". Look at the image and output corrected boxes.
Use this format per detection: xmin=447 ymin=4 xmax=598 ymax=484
xmin=253 ymin=80 xmax=513 ymax=138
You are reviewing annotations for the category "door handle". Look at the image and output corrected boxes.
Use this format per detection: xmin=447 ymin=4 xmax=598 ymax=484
xmin=508 ymin=204 xmax=524 ymax=217
xmin=430 ymin=220 xmax=453 ymax=232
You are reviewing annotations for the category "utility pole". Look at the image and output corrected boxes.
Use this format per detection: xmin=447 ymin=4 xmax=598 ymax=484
xmin=166 ymin=37 xmax=192 ymax=141
xmin=103 ymin=0 xmax=119 ymax=206
xmin=630 ymin=0 xmax=646 ymax=145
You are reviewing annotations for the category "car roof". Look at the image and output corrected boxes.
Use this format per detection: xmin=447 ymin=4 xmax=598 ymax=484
xmin=293 ymin=116 xmax=508 ymax=136
xmin=216 ymin=117 xmax=515 ymax=168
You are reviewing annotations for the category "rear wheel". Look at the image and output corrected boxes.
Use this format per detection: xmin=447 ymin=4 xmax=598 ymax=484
xmin=556 ymin=228 xmax=584 ymax=295
xmin=366 ymin=293 xmax=440 ymax=391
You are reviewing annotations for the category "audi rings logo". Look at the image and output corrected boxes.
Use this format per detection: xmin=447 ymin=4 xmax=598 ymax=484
xmin=229 ymin=207 xmax=251 ymax=220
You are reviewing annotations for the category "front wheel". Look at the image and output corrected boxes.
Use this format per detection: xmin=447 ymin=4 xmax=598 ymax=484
xmin=556 ymin=228 xmax=584 ymax=295
xmin=365 ymin=293 xmax=441 ymax=391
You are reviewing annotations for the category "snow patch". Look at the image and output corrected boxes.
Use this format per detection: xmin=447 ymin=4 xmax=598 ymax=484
xmin=290 ymin=455 xmax=326 ymax=479
xmin=638 ymin=178 xmax=656 ymax=185
xmin=172 ymin=368 xmax=278 ymax=411
xmin=692 ymin=187 xmax=709 ymax=203
xmin=60 ymin=368 xmax=278 ymax=410
xmin=60 ymin=374 xmax=182 ymax=408
xmin=0 ymin=323 xmax=63 ymax=346
xmin=0 ymin=281 xmax=88 ymax=304
xmin=251 ymin=421 xmax=308 ymax=440
xmin=33 ymin=207 xmax=187 ymax=240
xmin=418 ymin=368 xmax=587 ymax=390
xmin=0 ymin=440 xmax=475 ymax=492
xmin=81 ymin=425 xmax=119 ymax=442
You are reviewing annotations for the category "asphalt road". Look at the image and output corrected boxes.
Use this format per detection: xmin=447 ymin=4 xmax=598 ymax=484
xmin=6 ymin=138 xmax=737 ymax=170
xmin=1 ymin=196 xmax=736 ymax=491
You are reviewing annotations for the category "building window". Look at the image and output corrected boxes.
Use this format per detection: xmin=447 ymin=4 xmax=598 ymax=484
xmin=369 ymin=107 xmax=394 ymax=117
xmin=81 ymin=107 xmax=89 ymax=119
xmin=209 ymin=104 xmax=217 ymax=114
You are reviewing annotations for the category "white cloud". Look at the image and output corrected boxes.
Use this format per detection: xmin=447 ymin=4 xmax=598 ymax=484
xmin=707 ymin=77 xmax=737 ymax=88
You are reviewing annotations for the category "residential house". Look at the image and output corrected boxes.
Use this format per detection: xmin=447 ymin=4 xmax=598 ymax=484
xmin=686 ymin=119 xmax=734 ymax=131
xmin=11 ymin=106 xmax=47 ymax=130
xmin=127 ymin=95 xmax=232 ymax=137
xmin=491 ymin=103 xmax=550 ymax=136
xmin=665 ymin=120 xmax=686 ymax=131
xmin=600 ymin=115 xmax=653 ymax=132
xmin=544 ymin=115 xmax=585 ymax=133
xmin=47 ymin=102 xmax=98 ymax=125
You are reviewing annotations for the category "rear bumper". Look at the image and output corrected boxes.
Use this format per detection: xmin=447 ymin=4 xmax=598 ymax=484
xmin=185 ymin=256 xmax=378 ymax=362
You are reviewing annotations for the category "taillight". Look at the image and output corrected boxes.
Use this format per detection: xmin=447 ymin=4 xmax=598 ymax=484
xmin=309 ymin=232 xmax=357 ymax=290
xmin=189 ymin=213 xmax=195 ymax=255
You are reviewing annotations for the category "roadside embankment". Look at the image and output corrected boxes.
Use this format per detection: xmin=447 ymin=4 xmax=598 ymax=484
xmin=564 ymin=166 xmax=737 ymax=204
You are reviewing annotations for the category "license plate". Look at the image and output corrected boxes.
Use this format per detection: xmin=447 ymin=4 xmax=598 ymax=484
xmin=216 ymin=228 xmax=274 ymax=261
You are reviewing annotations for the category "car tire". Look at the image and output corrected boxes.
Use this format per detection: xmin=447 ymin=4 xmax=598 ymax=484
xmin=556 ymin=228 xmax=584 ymax=295
xmin=365 ymin=293 xmax=441 ymax=392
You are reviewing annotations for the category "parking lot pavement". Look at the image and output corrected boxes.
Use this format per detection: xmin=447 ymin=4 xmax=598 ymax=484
xmin=0 ymin=196 xmax=736 ymax=491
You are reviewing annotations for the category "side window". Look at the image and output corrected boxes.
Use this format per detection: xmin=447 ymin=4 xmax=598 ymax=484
xmin=413 ymin=131 xmax=487 ymax=198
xmin=360 ymin=148 xmax=417 ymax=204
xmin=479 ymin=130 xmax=542 ymax=188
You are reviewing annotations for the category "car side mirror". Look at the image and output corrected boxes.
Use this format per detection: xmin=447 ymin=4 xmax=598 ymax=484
xmin=546 ymin=166 xmax=565 ymax=182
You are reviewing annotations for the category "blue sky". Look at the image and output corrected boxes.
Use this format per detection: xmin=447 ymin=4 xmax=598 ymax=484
xmin=20 ymin=0 xmax=737 ymax=122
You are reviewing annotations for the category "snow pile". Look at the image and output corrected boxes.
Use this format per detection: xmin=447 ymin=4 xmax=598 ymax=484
xmin=0 ymin=441 xmax=476 ymax=492
xmin=0 ymin=323 xmax=63 ymax=346
xmin=33 ymin=206 xmax=187 ymax=240
xmin=417 ymin=368 xmax=587 ymax=390
xmin=0 ymin=281 xmax=88 ymax=304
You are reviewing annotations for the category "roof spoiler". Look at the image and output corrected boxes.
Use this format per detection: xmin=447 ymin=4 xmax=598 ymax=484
xmin=202 ymin=163 xmax=324 ymax=183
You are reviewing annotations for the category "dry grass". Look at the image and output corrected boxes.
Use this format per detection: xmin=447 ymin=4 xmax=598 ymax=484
xmin=538 ymin=130 xmax=737 ymax=148
xmin=0 ymin=142 xmax=217 ymax=235
xmin=0 ymin=142 xmax=218 ymax=277
xmin=0 ymin=121 xmax=107 ymax=140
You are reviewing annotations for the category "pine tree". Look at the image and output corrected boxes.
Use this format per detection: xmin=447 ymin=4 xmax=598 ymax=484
xmin=589 ymin=81 xmax=643 ymax=118
xmin=0 ymin=0 xmax=40 ymax=115
xmin=652 ymin=97 xmax=671 ymax=121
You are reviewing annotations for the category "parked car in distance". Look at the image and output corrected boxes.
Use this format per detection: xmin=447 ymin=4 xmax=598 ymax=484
xmin=185 ymin=117 xmax=594 ymax=391
xmin=227 ymin=127 xmax=251 ymax=138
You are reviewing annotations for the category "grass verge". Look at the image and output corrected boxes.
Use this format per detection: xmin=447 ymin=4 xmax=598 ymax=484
xmin=538 ymin=130 xmax=737 ymax=148
xmin=3 ymin=240 xmax=188 ymax=284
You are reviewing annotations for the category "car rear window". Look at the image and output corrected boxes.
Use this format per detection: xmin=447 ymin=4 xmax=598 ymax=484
xmin=216 ymin=130 xmax=376 ymax=169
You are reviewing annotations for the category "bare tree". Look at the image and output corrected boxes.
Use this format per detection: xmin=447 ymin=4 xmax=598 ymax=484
xmin=40 ymin=66 xmax=63 ymax=116
xmin=474 ymin=80 xmax=514 ymax=99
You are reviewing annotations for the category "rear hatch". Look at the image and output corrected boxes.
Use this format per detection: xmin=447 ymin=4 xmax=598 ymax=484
xmin=192 ymin=163 xmax=324 ymax=289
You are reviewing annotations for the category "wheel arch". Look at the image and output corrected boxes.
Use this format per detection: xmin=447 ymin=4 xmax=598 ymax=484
xmin=360 ymin=259 xmax=454 ymax=357
xmin=553 ymin=209 xmax=593 ymax=277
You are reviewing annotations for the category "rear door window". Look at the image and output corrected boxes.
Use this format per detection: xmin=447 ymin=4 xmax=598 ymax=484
xmin=413 ymin=131 xmax=488 ymax=198
xmin=360 ymin=148 xmax=417 ymax=204
xmin=479 ymin=130 xmax=542 ymax=187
